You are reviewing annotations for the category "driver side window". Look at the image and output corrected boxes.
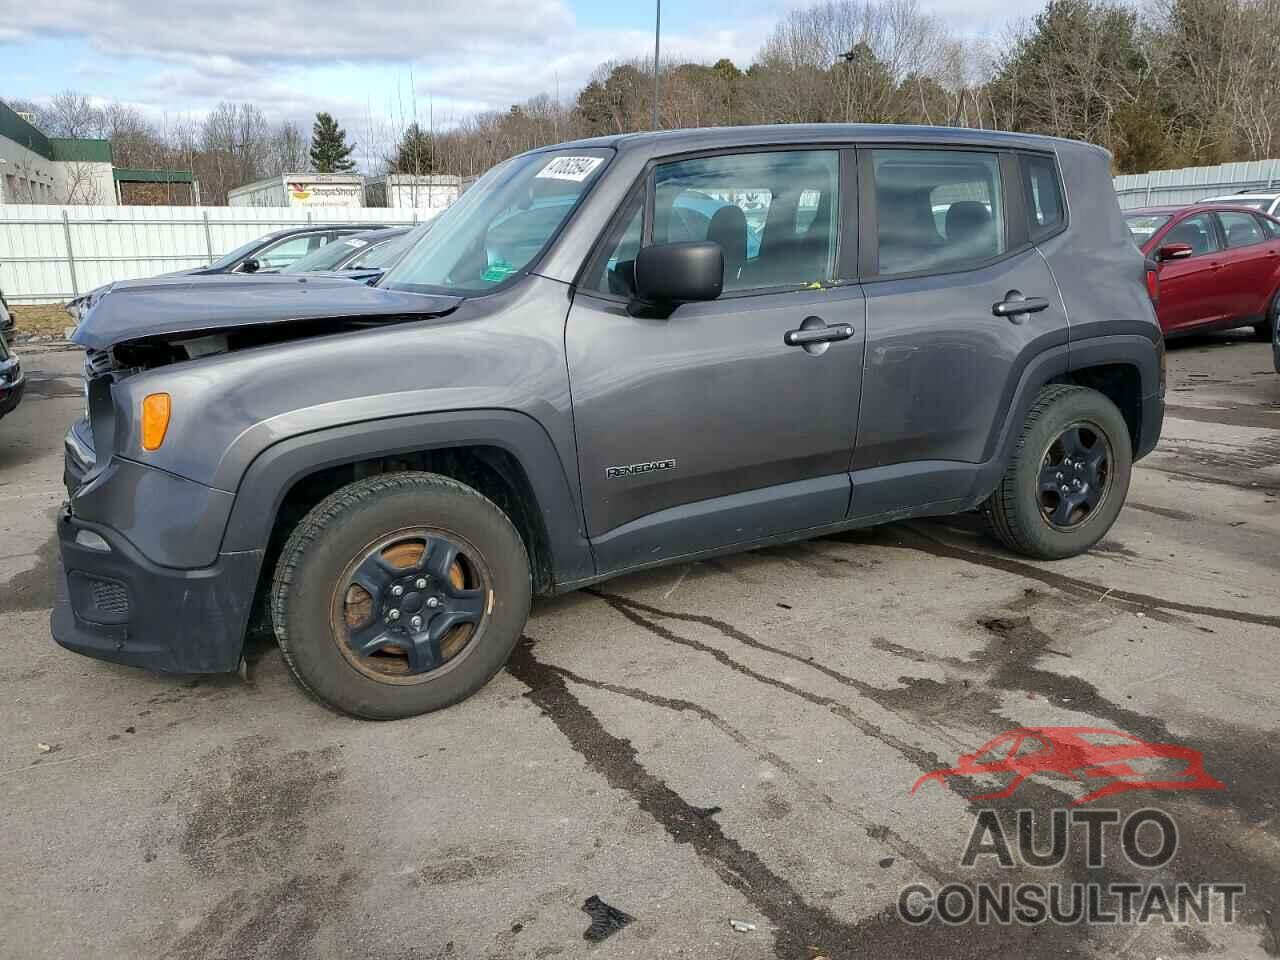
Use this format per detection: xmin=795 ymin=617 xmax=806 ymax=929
xmin=586 ymin=150 xmax=841 ymax=298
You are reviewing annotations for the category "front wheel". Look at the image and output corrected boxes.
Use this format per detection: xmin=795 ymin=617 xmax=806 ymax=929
xmin=1251 ymin=291 xmax=1278 ymax=341
xmin=271 ymin=472 xmax=531 ymax=719
xmin=983 ymin=385 xmax=1132 ymax=560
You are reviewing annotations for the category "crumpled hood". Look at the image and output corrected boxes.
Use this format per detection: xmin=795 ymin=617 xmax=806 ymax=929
xmin=71 ymin=273 xmax=462 ymax=351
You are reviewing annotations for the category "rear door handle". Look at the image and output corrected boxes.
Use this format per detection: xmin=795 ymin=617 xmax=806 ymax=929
xmin=784 ymin=323 xmax=855 ymax=346
xmin=992 ymin=292 xmax=1050 ymax=321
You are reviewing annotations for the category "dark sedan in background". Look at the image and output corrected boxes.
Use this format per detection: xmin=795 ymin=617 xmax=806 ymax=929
xmin=1127 ymin=203 xmax=1280 ymax=341
xmin=186 ymin=223 xmax=389 ymax=275
xmin=65 ymin=223 xmax=395 ymax=324
xmin=275 ymin=226 xmax=417 ymax=281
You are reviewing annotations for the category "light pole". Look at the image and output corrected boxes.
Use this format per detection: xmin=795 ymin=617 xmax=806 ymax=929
xmin=837 ymin=48 xmax=856 ymax=124
xmin=652 ymin=0 xmax=661 ymax=130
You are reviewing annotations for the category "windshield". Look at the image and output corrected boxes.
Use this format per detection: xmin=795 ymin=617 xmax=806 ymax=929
xmin=1125 ymin=214 xmax=1170 ymax=246
xmin=209 ymin=235 xmax=271 ymax=270
xmin=281 ymin=235 xmax=378 ymax=274
xmin=381 ymin=148 xmax=611 ymax=295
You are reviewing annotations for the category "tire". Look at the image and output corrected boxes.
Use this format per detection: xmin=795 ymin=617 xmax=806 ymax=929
xmin=1250 ymin=291 xmax=1278 ymax=341
xmin=271 ymin=472 xmax=531 ymax=719
xmin=983 ymin=384 xmax=1132 ymax=560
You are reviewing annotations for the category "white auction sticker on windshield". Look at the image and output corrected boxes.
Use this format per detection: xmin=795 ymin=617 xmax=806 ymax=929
xmin=536 ymin=156 xmax=603 ymax=182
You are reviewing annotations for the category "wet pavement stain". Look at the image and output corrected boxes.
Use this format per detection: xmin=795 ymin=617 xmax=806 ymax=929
xmin=507 ymin=637 xmax=871 ymax=959
xmin=1127 ymin=502 xmax=1196 ymax=522
xmin=590 ymin=589 xmax=944 ymax=774
xmin=533 ymin=653 xmax=947 ymax=882
xmin=878 ymin=525 xmax=1280 ymax=629
xmin=161 ymin=870 xmax=356 ymax=960
xmin=0 ymin=529 xmax=58 ymax=614
xmin=161 ymin=735 xmax=344 ymax=875
xmin=582 ymin=571 xmax=1280 ymax=955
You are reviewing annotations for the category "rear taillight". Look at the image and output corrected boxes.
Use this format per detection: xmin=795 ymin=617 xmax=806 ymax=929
xmin=1145 ymin=267 xmax=1159 ymax=304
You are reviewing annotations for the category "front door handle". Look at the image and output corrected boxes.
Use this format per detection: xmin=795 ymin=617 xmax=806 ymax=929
xmin=784 ymin=321 xmax=855 ymax=347
xmin=992 ymin=292 xmax=1050 ymax=322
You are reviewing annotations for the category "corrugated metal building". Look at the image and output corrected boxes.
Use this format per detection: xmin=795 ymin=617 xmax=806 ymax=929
xmin=1113 ymin=159 xmax=1280 ymax=209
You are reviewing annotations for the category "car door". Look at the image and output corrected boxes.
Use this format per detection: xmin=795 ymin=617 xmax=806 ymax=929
xmin=851 ymin=147 xmax=1070 ymax=518
xmin=1153 ymin=212 xmax=1228 ymax=332
xmin=565 ymin=148 xmax=865 ymax=573
xmin=1215 ymin=211 xmax=1277 ymax=319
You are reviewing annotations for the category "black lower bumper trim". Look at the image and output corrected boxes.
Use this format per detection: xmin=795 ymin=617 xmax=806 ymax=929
xmin=51 ymin=507 xmax=264 ymax=673
xmin=1135 ymin=392 xmax=1164 ymax=461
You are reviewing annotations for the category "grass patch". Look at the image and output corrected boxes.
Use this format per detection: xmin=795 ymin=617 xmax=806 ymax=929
xmin=11 ymin=304 xmax=71 ymax=338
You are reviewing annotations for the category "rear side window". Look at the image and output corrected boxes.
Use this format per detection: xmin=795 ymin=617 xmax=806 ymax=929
xmin=1262 ymin=217 xmax=1280 ymax=239
xmin=871 ymin=149 xmax=1005 ymax=276
xmin=1218 ymin=211 xmax=1264 ymax=248
xmin=1021 ymin=154 xmax=1064 ymax=239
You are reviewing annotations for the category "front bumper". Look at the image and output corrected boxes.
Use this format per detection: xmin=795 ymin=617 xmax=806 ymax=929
xmin=0 ymin=354 xmax=24 ymax=419
xmin=1135 ymin=392 xmax=1164 ymax=461
xmin=52 ymin=506 xmax=263 ymax=673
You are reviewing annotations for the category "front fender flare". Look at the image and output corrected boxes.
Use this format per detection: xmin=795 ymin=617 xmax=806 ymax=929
xmin=219 ymin=409 xmax=595 ymax=587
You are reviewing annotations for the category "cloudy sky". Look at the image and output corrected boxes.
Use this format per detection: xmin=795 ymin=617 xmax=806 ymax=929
xmin=1 ymin=0 xmax=1021 ymax=138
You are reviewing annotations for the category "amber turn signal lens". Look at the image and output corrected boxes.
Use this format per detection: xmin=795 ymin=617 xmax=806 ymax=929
xmin=141 ymin=393 xmax=171 ymax=451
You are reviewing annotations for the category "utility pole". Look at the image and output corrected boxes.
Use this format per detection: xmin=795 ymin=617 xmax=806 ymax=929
xmin=652 ymin=0 xmax=661 ymax=130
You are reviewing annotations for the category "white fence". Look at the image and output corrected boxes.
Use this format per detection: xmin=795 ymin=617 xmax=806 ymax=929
xmin=0 ymin=204 xmax=444 ymax=304
xmin=1113 ymin=159 xmax=1280 ymax=210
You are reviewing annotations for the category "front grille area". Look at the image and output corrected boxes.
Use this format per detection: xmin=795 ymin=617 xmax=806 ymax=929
xmin=89 ymin=578 xmax=130 ymax=617
xmin=67 ymin=571 xmax=131 ymax=625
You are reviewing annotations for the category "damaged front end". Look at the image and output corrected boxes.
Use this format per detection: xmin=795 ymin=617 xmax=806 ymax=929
xmin=74 ymin=272 xmax=461 ymax=374
xmin=55 ymin=273 xmax=463 ymax=673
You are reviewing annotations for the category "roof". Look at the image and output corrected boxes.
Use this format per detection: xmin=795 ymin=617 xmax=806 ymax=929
xmin=0 ymin=100 xmax=53 ymax=158
xmin=346 ymin=227 xmax=410 ymax=240
xmin=113 ymin=168 xmax=195 ymax=183
xmin=49 ymin=138 xmax=112 ymax=163
xmin=1127 ymin=202 xmax=1280 ymax=218
xmin=536 ymin=123 xmax=1107 ymax=157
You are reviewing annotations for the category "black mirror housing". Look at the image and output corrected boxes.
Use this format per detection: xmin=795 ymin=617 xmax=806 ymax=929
xmin=633 ymin=242 xmax=723 ymax=308
xmin=240 ymin=258 xmax=261 ymax=274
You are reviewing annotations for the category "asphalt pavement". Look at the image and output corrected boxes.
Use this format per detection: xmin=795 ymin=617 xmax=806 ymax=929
xmin=1 ymin=332 xmax=1277 ymax=959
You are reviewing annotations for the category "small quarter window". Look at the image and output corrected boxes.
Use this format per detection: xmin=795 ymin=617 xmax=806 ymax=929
xmin=871 ymin=148 xmax=1005 ymax=276
xmin=1021 ymin=154 xmax=1065 ymax=238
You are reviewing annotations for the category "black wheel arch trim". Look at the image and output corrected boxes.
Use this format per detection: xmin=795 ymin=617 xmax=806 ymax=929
xmin=970 ymin=334 xmax=1161 ymax=508
xmin=219 ymin=409 xmax=596 ymax=588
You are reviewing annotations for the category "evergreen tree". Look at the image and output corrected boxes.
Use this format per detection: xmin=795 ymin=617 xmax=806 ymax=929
xmin=393 ymin=123 xmax=438 ymax=174
xmin=309 ymin=112 xmax=356 ymax=172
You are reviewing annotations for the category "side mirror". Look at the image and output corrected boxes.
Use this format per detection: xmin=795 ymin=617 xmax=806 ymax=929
xmin=1157 ymin=243 xmax=1193 ymax=262
xmin=632 ymin=242 xmax=723 ymax=314
xmin=239 ymin=257 xmax=261 ymax=274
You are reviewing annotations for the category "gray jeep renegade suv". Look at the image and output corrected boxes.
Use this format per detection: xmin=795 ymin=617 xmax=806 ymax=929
xmin=54 ymin=125 xmax=1165 ymax=718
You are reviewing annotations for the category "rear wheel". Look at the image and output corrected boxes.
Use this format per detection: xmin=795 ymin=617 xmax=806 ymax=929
xmin=983 ymin=385 xmax=1132 ymax=560
xmin=1251 ymin=290 xmax=1278 ymax=341
xmin=271 ymin=472 xmax=531 ymax=719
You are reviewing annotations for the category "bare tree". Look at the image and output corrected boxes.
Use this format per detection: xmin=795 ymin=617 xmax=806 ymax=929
xmin=60 ymin=161 xmax=104 ymax=204
xmin=44 ymin=91 xmax=105 ymax=138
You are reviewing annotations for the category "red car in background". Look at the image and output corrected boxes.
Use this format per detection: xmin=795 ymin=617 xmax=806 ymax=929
xmin=1126 ymin=204 xmax=1280 ymax=340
